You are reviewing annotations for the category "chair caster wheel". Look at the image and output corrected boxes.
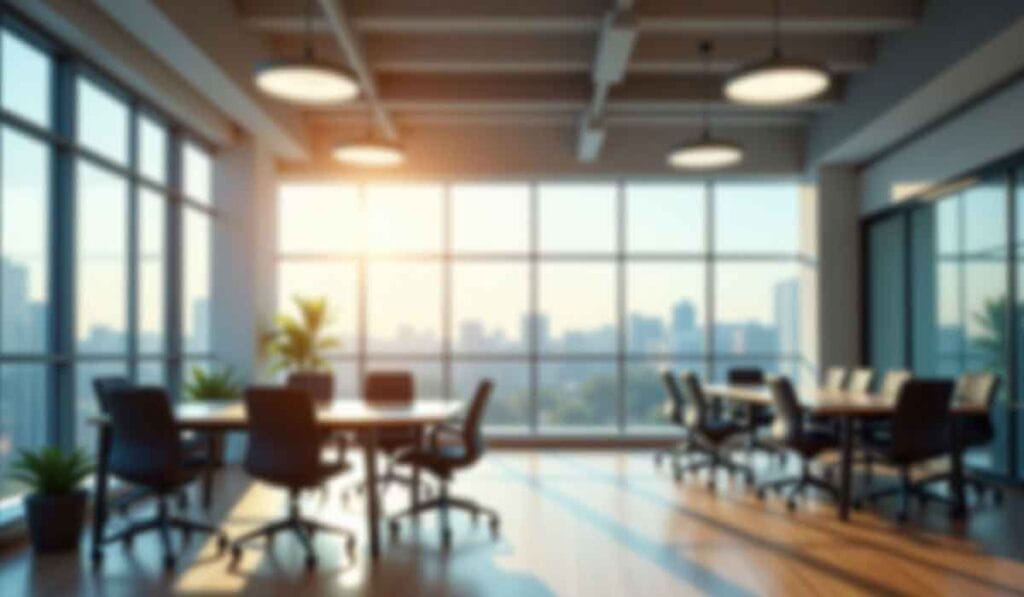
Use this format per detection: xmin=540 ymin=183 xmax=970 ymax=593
xmin=755 ymin=488 xmax=766 ymax=501
xmin=230 ymin=546 xmax=242 ymax=566
xmin=672 ymin=467 xmax=683 ymax=482
xmin=489 ymin=517 xmax=500 ymax=539
xmin=743 ymin=472 xmax=754 ymax=485
xmin=785 ymin=500 xmax=797 ymax=512
xmin=305 ymin=555 xmax=318 ymax=570
xmin=163 ymin=554 xmax=176 ymax=571
xmin=706 ymin=478 xmax=716 ymax=491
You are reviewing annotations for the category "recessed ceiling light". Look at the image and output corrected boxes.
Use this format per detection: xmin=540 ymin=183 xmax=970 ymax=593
xmin=332 ymin=139 xmax=406 ymax=167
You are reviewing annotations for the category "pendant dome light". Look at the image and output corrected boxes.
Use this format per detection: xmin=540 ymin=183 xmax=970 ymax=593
xmin=254 ymin=0 xmax=360 ymax=105
xmin=332 ymin=137 xmax=406 ymax=167
xmin=667 ymin=41 xmax=744 ymax=171
xmin=723 ymin=0 xmax=831 ymax=105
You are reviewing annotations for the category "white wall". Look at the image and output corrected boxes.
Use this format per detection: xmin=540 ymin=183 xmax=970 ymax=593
xmin=861 ymin=74 xmax=1024 ymax=215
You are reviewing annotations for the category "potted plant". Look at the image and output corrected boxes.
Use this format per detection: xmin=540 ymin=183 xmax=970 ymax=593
xmin=184 ymin=364 xmax=242 ymax=402
xmin=8 ymin=447 xmax=94 ymax=552
xmin=261 ymin=295 xmax=340 ymax=403
xmin=184 ymin=365 xmax=242 ymax=466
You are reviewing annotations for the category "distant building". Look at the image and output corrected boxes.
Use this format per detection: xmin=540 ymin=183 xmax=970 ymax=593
xmin=628 ymin=314 xmax=664 ymax=352
xmin=521 ymin=311 xmax=550 ymax=350
xmin=670 ymin=300 xmax=702 ymax=353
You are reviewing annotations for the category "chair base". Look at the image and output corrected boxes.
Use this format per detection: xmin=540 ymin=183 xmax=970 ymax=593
xmin=93 ymin=497 xmax=226 ymax=570
xmin=852 ymin=468 xmax=947 ymax=522
xmin=231 ymin=494 xmax=356 ymax=570
xmin=915 ymin=470 xmax=1004 ymax=508
xmin=672 ymin=441 xmax=754 ymax=489
xmin=755 ymin=462 xmax=839 ymax=511
xmin=388 ymin=481 xmax=500 ymax=550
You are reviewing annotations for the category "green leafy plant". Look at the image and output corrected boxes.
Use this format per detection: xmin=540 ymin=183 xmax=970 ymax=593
xmin=185 ymin=365 xmax=242 ymax=401
xmin=7 ymin=447 xmax=95 ymax=495
xmin=260 ymin=295 xmax=340 ymax=373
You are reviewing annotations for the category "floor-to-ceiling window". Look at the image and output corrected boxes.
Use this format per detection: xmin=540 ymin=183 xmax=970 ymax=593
xmin=277 ymin=180 xmax=805 ymax=435
xmin=0 ymin=9 xmax=216 ymax=497
xmin=867 ymin=166 xmax=1024 ymax=479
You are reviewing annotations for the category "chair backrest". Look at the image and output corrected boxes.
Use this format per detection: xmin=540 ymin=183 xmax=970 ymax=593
xmin=244 ymin=386 xmax=321 ymax=484
xmin=846 ymin=368 xmax=875 ymax=393
xmin=879 ymin=369 xmax=912 ymax=400
xmin=823 ymin=367 xmax=848 ymax=392
xmin=680 ymin=372 xmax=710 ymax=428
xmin=766 ymin=376 xmax=803 ymax=443
xmin=92 ymin=376 xmax=132 ymax=414
xmin=955 ymin=372 xmax=1000 ymax=409
xmin=727 ymin=368 xmax=764 ymax=386
xmin=661 ymin=370 xmax=685 ymax=425
xmin=287 ymin=372 xmax=334 ymax=406
xmin=106 ymin=386 xmax=181 ymax=488
xmin=460 ymin=380 xmax=493 ymax=464
xmin=365 ymin=371 xmax=414 ymax=405
xmin=889 ymin=379 xmax=954 ymax=460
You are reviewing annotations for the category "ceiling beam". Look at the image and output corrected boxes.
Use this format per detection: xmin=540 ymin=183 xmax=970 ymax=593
xmin=315 ymin=0 xmax=397 ymax=140
xmin=239 ymin=0 xmax=918 ymax=35
xmin=266 ymin=33 xmax=873 ymax=75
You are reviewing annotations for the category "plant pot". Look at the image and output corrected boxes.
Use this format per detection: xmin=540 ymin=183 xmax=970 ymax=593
xmin=287 ymin=371 xmax=335 ymax=405
xmin=24 ymin=490 xmax=87 ymax=552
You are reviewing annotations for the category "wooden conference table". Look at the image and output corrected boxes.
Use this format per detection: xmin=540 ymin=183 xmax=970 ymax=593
xmin=702 ymin=384 xmax=985 ymax=521
xmin=89 ymin=399 xmax=465 ymax=562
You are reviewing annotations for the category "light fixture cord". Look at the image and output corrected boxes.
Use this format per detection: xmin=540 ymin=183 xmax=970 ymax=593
xmin=772 ymin=0 xmax=782 ymax=58
xmin=304 ymin=0 xmax=315 ymax=59
xmin=699 ymin=40 xmax=712 ymax=139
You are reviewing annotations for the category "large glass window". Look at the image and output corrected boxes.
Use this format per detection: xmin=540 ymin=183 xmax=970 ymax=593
xmin=277 ymin=180 xmax=804 ymax=434
xmin=1 ymin=30 xmax=51 ymax=129
xmin=1 ymin=128 xmax=49 ymax=353
xmin=0 ymin=17 xmax=218 ymax=495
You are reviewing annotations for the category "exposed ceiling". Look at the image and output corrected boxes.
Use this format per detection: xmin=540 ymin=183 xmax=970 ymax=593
xmin=225 ymin=0 xmax=924 ymax=171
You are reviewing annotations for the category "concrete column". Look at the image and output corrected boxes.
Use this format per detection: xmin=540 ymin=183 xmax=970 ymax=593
xmin=211 ymin=135 xmax=278 ymax=383
xmin=811 ymin=166 xmax=863 ymax=377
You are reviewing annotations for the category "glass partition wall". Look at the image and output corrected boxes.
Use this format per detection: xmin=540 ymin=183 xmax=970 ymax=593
xmin=278 ymin=181 xmax=806 ymax=435
xmin=0 ymin=11 xmax=216 ymax=498
xmin=866 ymin=168 xmax=1022 ymax=479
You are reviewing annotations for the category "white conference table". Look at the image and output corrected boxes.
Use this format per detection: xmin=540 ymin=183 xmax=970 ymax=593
xmin=89 ymin=398 xmax=465 ymax=562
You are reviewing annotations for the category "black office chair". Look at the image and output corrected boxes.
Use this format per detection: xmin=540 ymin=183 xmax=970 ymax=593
xmin=93 ymin=377 xmax=203 ymax=514
xmin=917 ymin=372 xmax=1002 ymax=506
xmin=99 ymin=387 xmax=227 ymax=570
xmin=653 ymin=370 xmax=691 ymax=468
xmin=755 ymin=376 xmax=840 ymax=511
xmin=388 ymin=380 xmax=499 ymax=550
xmin=858 ymin=369 xmax=913 ymax=484
xmin=675 ymin=372 xmax=754 ymax=489
xmin=726 ymin=367 xmax=777 ymax=460
xmin=853 ymin=379 xmax=955 ymax=521
xmin=230 ymin=386 xmax=356 ymax=570
xmin=344 ymin=372 xmax=427 ymax=502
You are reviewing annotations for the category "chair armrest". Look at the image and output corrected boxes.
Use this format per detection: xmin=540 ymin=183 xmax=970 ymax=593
xmin=430 ymin=422 xmax=464 ymax=450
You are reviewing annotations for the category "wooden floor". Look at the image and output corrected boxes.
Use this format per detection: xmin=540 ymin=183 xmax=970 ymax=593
xmin=2 ymin=451 xmax=1024 ymax=596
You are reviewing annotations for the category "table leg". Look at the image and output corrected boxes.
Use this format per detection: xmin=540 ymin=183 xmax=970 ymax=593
xmin=363 ymin=428 xmax=381 ymax=560
xmin=90 ymin=425 xmax=112 ymax=563
xmin=411 ymin=427 xmax=422 ymax=515
xmin=838 ymin=416 xmax=853 ymax=521
xmin=202 ymin=433 xmax=217 ymax=511
xmin=950 ymin=419 xmax=967 ymax=519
